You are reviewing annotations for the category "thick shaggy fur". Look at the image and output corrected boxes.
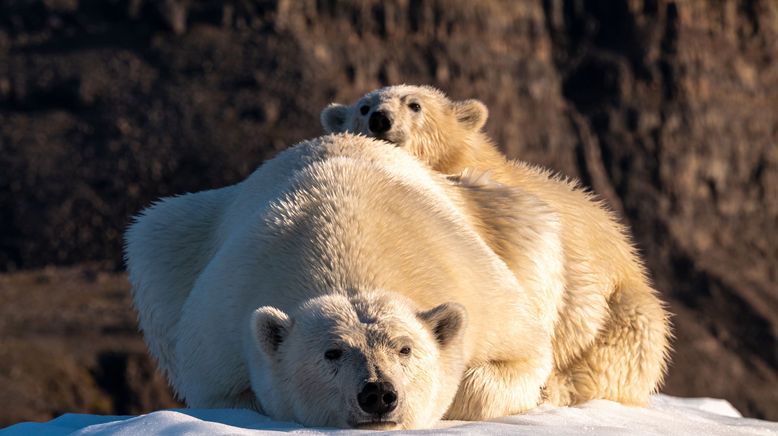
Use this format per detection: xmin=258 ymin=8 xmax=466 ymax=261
xmin=322 ymin=85 xmax=672 ymax=408
xmin=125 ymin=134 xmax=565 ymax=428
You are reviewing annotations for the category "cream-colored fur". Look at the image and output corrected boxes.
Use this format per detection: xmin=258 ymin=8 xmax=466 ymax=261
xmin=125 ymin=133 xmax=562 ymax=428
xmin=322 ymin=85 xmax=672 ymax=409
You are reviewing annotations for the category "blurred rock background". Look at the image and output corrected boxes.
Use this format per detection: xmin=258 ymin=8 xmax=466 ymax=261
xmin=0 ymin=0 xmax=776 ymax=426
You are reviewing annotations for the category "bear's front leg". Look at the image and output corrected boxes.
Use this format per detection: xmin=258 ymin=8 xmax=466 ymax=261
xmin=443 ymin=354 xmax=551 ymax=421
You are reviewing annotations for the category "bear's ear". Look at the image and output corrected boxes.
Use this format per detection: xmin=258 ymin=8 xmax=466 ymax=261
xmin=320 ymin=103 xmax=350 ymax=133
xmin=418 ymin=303 xmax=467 ymax=348
xmin=251 ymin=306 xmax=292 ymax=356
xmin=453 ymin=99 xmax=488 ymax=131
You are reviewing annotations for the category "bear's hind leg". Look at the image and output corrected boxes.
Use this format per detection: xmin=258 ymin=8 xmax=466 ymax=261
xmin=549 ymin=283 xmax=671 ymax=406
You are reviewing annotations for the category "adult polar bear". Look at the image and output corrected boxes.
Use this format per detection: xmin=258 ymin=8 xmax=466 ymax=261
xmin=322 ymin=85 xmax=671 ymax=408
xmin=125 ymin=133 xmax=565 ymax=428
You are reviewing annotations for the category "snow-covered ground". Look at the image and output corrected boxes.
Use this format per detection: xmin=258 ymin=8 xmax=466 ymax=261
xmin=2 ymin=395 xmax=776 ymax=435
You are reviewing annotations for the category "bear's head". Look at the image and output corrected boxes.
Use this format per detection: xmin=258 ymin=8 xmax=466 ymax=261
xmin=320 ymin=85 xmax=489 ymax=172
xmin=247 ymin=291 xmax=467 ymax=429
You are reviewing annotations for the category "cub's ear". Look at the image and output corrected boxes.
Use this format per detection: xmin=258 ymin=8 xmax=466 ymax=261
xmin=453 ymin=99 xmax=488 ymax=131
xmin=320 ymin=103 xmax=350 ymax=133
xmin=251 ymin=306 xmax=292 ymax=356
xmin=418 ymin=303 xmax=467 ymax=348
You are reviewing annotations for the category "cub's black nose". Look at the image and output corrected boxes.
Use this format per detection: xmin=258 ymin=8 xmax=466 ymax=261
xmin=357 ymin=381 xmax=398 ymax=415
xmin=369 ymin=111 xmax=392 ymax=134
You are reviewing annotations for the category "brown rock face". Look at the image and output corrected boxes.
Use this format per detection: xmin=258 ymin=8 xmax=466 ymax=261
xmin=0 ymin=267 xmax=180 ymax=427
xmin=0 ymin=0 xmax=776 ymax=425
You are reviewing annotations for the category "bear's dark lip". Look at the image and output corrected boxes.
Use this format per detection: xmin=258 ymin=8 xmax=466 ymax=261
xmin=352 ymin=420 xmax=398 ymax=429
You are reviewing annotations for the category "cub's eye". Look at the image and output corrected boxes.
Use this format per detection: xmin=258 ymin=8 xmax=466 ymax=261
xmin=324 ymin=349 xmax=343 ymax=360
xmin=360 ymin=105 xmax=370 ymax=115
xmin=408 ymin=102 xmax=421 ymax=112
xmin=399 ymin=346 xmax=412 ymax=357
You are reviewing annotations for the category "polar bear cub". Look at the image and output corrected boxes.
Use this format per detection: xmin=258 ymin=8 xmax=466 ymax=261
xmin=322 ymin=85 xmax=672 ymax=407
xmin=125 ymin=133 xmax=563 ymax=428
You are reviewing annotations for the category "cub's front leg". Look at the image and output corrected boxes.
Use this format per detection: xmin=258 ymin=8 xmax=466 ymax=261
xmin=444 ymin=350 xmax=553 ymax=420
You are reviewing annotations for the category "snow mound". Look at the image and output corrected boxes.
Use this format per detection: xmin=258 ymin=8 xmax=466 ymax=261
xmin=2 ymin=395 xmax=776 ymax=436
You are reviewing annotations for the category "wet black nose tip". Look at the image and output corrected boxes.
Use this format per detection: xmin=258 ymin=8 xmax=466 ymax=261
xmin=369 ymin=111 xmax=392 ymax=134
xmin=357 ymin=381 xmax=398 ymax=415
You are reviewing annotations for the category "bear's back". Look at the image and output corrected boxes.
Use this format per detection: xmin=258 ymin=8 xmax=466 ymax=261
xmin=182 ymin=135 xmax=534 ymax=361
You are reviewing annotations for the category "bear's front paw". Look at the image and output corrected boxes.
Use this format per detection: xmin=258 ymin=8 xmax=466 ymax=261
xmin=444 ymin=361 xmax=544 ymax=420
xmin=540 ymin=372 xmax=574 ymax=407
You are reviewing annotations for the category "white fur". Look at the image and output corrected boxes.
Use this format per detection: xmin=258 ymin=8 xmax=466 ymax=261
xmin=322 ymin=85 xmax=671 ymax=410
xmin=125 ymin=133 xmax=558 ymax=428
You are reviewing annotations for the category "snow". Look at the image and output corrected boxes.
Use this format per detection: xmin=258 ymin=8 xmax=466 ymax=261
xmin=2 ymin=395 xmax=776 ymax=436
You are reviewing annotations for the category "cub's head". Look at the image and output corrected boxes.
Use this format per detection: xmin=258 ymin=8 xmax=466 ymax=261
xmin=321 ymin=85 xmax=489 ymax=172
xmin=247 ymin=292 xmax=467 ymax=429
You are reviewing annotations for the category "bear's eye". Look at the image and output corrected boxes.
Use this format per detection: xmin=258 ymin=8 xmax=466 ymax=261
xmin=408 ymin=102 xmax=421 ymax=112
xmin=324 ymin=349 xmax=343 ymax=360
xmin=360 ymin=105 xmax=370 ymax=115
xmin=399 ymin=346 xmax=412 ymax=357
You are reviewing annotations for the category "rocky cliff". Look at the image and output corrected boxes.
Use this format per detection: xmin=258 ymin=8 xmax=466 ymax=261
xmin=1 ymin=0 xmax=776 ymax=424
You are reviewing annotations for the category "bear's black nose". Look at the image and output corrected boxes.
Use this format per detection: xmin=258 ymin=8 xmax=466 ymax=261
xmin=368 ymin=111 xmax=392 ymax=135
xmin=357 ymin=381 xmax=398 ymax=415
